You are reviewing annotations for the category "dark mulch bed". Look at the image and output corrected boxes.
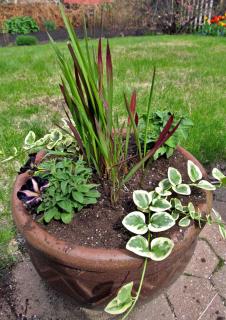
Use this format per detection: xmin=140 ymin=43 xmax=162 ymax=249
xmin=41 ymin=150 xmax=206 ymax=249
xmin=0 ymin=26 xmax=154 ymax=47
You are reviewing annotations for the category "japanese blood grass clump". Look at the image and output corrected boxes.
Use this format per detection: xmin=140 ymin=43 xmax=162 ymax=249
xmin=105 ymin=161 xmax=226 ymax=317
xmin=50 ymin=5 xmax=181 ymax=203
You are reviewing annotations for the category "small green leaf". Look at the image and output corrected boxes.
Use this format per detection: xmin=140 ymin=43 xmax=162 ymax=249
xmin=220 ymin=177 xmax=226 ymax=187
xmin=168 ymin=167 xmax=182 ymax=186
xmin=61 ymin=181 xmax=68 ymax=194
xmin=61 ymin=212 xmax=73 ymax=224
xmin=219 ymin=225 xmax=226 ymax=239
xmin=133 ymin=190 xmax=151 ymax=209
xmin=58 ymin=200 xmax=73 ymax=213
xmin=104 ymin=297 xmax=133 ymax=315
xmin=122 ymin=211 xmax=148 ymax=235
xmin=72 ymin=191 xmax=84 ymax=203
xmin=171 ymin=210 xmax=180 ymax=220
xmin=172 ymin=184 xmax=191 ymax=195
xmin=24 ymin=131 xmax=36 ymax=149
xmin=87 ymin=190 xmax=100 ymax=198
xmin=155 ymin=187 xmax=172 ymax=197
xmin=212 ymin=168 xmax=225 ymax=181
xmin=126 ymin=235 xmax=151 ymax=258
xmin=196 ymin=180 xmax=216 ymax=191
xmin=149 ymin=237 xmax=174 ymax=261
xmin=187 ymin=160 xmax=202 ymax=182
xmin=212 ymin=208 xmax=222 ymax=222
xmin=188 ymin=202 xmax=196 ymax=219
xmin=171 ymin=198 xmax=183 ymax=212
xmin=148 ymin=212 xmax=175 ymax=232
xmin=150 ymin=198 xmax=171 ymax=212
xmin=117 ymin=282 xmax=133 ymax=305
xmin=159 ymin=179 xmax=172 ymax=190
xmin=44 ymin=208 xmax=56 ymax=223
xmin=83 ymin=197 xmax=98 ymax=205
xmin=179 ymin=217 xmax=191 ymax=227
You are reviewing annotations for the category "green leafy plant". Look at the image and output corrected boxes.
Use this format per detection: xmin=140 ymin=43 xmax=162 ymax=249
xmin=43 ymin=20 xmax=56 ymax=32
xmin=50 ymin=5 xmax=181 ymax=203
xmin=36 ymin=158 xmax=100 ymax=224
xmin=199 ymin=20 xmax=226 ymax=37
xmin=1 ymin=119 xmax=78 ymax=163
xmin=105 ymin=160 xmax=226 ymax=318
xmin=4 ymin=16 xmax=39 ymax=34
xmin=16 ymin=35 xmax=38 ymax=46
xmin=138 ymin=111 xmax=193 ymax=159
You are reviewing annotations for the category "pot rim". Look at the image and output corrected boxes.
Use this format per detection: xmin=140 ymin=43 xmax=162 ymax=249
xmin=12 ymin=146 xmax=212 ymax=272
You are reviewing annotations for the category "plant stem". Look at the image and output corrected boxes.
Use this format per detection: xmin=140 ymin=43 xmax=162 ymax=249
xmin=121 ymin=214 xmax=151 ymax=320
xmin=121 ymin=257 xmax=148 ymax=320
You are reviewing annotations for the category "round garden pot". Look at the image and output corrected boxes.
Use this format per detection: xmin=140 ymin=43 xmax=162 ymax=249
xmin=12 ymin=146 xmax=212 ymax=309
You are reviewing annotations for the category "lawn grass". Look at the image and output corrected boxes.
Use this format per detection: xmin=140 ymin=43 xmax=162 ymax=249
xmin=0 ymin=34 xmax=226 ymax=269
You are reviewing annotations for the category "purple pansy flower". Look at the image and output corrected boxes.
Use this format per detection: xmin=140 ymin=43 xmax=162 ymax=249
xmin=17 ymin=176 xmax=49 ymax=208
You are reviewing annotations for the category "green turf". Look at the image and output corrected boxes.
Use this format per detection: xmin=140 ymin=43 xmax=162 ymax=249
xmin=0 ymin=34 xmax=226 ymax=268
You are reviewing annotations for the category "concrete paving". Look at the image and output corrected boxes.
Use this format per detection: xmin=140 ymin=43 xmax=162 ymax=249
xmin=1 ymin=189 xmax=225 ymax=320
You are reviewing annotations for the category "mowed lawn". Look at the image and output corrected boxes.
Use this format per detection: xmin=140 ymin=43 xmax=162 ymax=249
xmin=0 ymin=34 xmax=226 ymax=270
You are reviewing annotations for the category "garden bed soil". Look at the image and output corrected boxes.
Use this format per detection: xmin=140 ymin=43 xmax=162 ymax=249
xmin=0 ymin=26 xmax=153 ymax=47
xmin=41 ymin=150 xmax=205 ymax=249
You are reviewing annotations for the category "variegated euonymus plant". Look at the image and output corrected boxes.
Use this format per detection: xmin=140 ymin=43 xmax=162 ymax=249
xmin=105 ymin=160 xmax=226 ymax=319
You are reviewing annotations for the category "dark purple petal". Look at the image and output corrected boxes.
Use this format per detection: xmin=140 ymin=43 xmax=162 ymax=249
xmin=40 ymin=182 xmax=50 ymax=192
xmin=17 ymin=176 xmax=49 ymax=209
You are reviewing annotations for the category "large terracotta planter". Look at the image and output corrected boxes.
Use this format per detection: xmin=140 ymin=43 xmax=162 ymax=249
xmin=12 ymin=146 xmax=212 ymax=309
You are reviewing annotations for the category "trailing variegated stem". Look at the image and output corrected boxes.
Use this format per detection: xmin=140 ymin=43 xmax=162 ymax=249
xmin=121 ymin=257 xmax=148 ymax=320
xmin=121 ymin=213 xmax=151 ymax=320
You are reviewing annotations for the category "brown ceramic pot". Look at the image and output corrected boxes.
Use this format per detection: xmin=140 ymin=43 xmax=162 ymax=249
xmin=12 ymin=146 xmax=212 ymax=309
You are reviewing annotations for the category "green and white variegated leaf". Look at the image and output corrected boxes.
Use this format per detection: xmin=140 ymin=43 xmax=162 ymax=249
xmin=212 ymin=168 xmax=225 ymax=181
xmin=122 ymin=211 xmax=148 ymax=235
xmin=148 ymin=191 xmax=157 ymax=205
xmin=196 ymin=180 xmax=216 ymax=191
xmin=117 ymin=282 xmax=134 ymax=305
xmin=133 ymin=190 xmax=151 ymax=210
xmin=212 ymin=208 xmax=222 ymax=222
xmin=24 ymin=131 xmax=36 ymax=149
xmin=171 ymin=198 xmax=183 ymax=212
xmin=159 ymin=178 xmax=172 ymax=191
xmin=148 ymin=212 xmax=175 ymax=232
xmin=172 ymin=184 xmax=191 ymax=195
xmin=126 ymin=235 xmax=151 ymax=258
xmin=171 ymin=210 xmax=180 ymax=220
xmin=150 ymin=198 xmax=171 ymax=212
xmin=105 ymin=282 xmax=133 ymax=315
xmin=219 ymin=225 xmax=226 ymax=239
xmin=47 ymin=129 xmax=63 ymax=149
xmin=179 ymin=216 xmax=191 ymax=227
xmin=50 ymin=129 xmax=63 ymax=142
xmin=187 ymin=160 xmax=202 ymax=182
xmin=35 ymin=134 xmax=50 ymax=147
xmin=155 ymin=187 xmax=172 ymax=197
xmin=168 ymin=167 xmax=182 ymax=186
xmin=188 ymin=202 xmax=196 ymax=219
xmin=149 ymin=237 xmax=174 ymax=261
xmin=137 ymin=207 xmax=149 ymax=213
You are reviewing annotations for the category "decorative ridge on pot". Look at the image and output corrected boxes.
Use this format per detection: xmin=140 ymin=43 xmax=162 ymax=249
xmin=12 ymin=146 xmax=212 ymax=273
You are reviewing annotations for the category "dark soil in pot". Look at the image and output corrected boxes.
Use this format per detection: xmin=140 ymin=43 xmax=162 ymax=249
xmin=40 ymin=149 xmax=205 ymax=249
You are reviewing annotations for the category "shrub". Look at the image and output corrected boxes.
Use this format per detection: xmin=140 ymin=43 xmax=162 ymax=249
xmin=4 ymin=16 xmax=39 ymax=34
xmin=16 ymin=35 xmax=38 ymax=46
xmin=43 ymin=19 xmax=56 ymax=31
